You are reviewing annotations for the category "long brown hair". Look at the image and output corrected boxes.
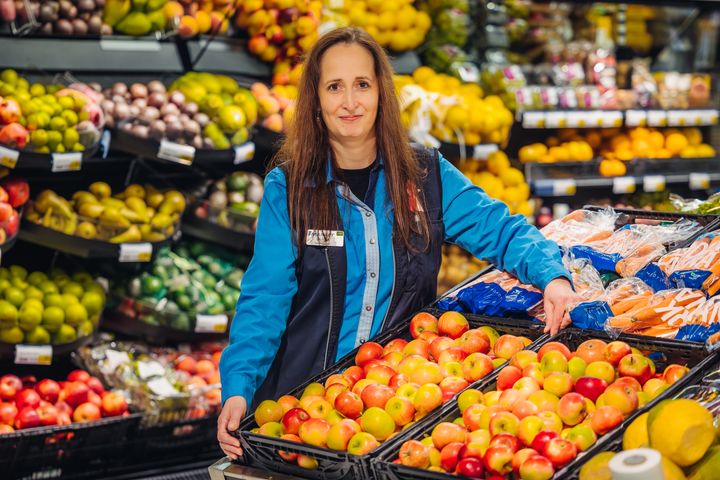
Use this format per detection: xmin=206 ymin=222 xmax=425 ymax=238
xmin=273 ymin=27 xmax=429 ymax=253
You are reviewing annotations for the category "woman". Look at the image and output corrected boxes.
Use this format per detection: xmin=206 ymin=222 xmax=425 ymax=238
xmin=218 ymin=27 xmax=578 ymax=459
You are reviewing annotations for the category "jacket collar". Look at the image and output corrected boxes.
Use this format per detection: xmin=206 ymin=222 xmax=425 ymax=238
xmin=325 ymin=149 xmax=384 ymax=184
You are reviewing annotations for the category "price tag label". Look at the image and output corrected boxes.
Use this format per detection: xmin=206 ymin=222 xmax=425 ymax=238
xmin=552 ymin=179 xmax=577 ymax=196
xmin=565 ymin=112 xmax=585 ymax=128
xmin=601 ymin=111 xmax=623 ymax=127
xmin=472 ymin=144 xmax=499 ymax=160
xmin=100 ymin=39 xmax=162 ymax=52
xmin=613 ymin=176 xmax=636 ymax=194
xmin=119 ymin=243 xmax=153 ymax=263
xmin=710 ymin=110 xmax=719 ymax=125
xmin=157 ymin=140 xmax=195 ymax=165
xmin=522 ymin=112 xmax=545 ymax=128
xmin=195 ymin=314 xmax=228 ymax=333
xmin=667 ymin=110 xmax=690 ymax=126
xmin=545 ymin=112 xmax=566 ymax=128
xmin=699 ymin=109 xmax=719 ymax=125
xmin=625 ymin=110 xmax=647 ymax=127
xmin=51 ymin=152 xmax=82 ymax=172
xmin=0 ymin=146 xmax=19 ymax=169
xmin=643 ymin=175 xmax=666 ymax=192
xmin=233 ymin=142 xmax=255 ymax=165
xmin=689 ymin=173 xmax=711 ymax=190
xmin=15 ymin=345 xmax=52 ymax=365
xmin=647 ymin=110 xmax=668 ymax=127
xmin=96 ymin=276 xmax=109 ymax=292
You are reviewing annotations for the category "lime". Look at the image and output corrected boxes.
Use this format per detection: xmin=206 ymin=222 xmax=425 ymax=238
xmin=0 ymin=300 xmax=18 ymax=328
xmin=61 ymin=293 xmax=79 ymax=306
xmin=38 ymin=281 xmax=59 ymax=295
xmin=0 ymin=279 xmax=10 ymax=293
xmin=46 ymin=130 xmax=63 ymax=149
xmin=61 ymin=110 xmax=78 ymax=127
xmin=84 ymin=283 xmax=106 ymax=299
xmin=64 ymin=303 xmax=87 ymax=326
xmin=4 ymin=287 xmax=25 ymax=308
xmin=25 ymin=326 xmax=50 ymax=344
xmin=42 ymin=306 xmax=65 ymax=333
xmin=49 ymin=116 xmax=67 ymax=132
xmin=54 ymin=324 xmax=77 ymax=344
xmin=57 ymin=96 xmax=74 ymax=110
xmin=77 ymin=320 xmax=94 ymax=338
xmin=24 ymin=286 xmax=44 ymax=301
xmin=18 ymin=306 xmax=42 ymax=332
xmin=9 ymin=265 xmax=27 ymax=280
xmin=27 ymin=271 xmax=48 ymax=286
xmin=23 ymin=299 xmax=44 ymax=312
xmin=0 ymin=326 xmax=23 ymax=344
xmin=10 ymin=277 xmax=28 ymax=290
xmin=29 ymin=83 xmax=45 ymax=96
xmin=53 ymin=143 xmax=66 ymax=154
xmin=62 ymin=281 xmax=84 ymax=298
xmin=72 ymin=272 xmax=93 ymax=284
xmin=0 ymin=69 xmax=18 ymax=86
xmin=53 ymin=275 xmax=70 ymax=288
xmin=81 ymin=291 xmax=104 ymax=317
xmin=16 ymin=78 xmax=28 ymax=92
xmin=30 ymin=129 xmax=48 ymax=147
xmin=63 ymin=128 xmax=79 ymax=149
xmin=43 ymin=293 xmax=64 ymax=309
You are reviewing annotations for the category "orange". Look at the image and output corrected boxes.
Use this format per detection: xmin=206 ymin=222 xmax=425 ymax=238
xmin=684 ymin=127 xmax=703 ymax=146
xmin=632 ymin=138 xmax=652 ymax=157
xmin=611 ymin=134 xmax=630 ymax=151
xmin=629 ymin=127 xmax=650 ymax=140
xmin=599 ymin=159 xmax=627 ymax=177
xmin=665 ymin=133 xmax=689 ymax=156
xmin=648 ymin=131 xmax=665 ymax=150
xmin=585 ymin=131 xmax=602 ymax=150
xmin=546 ymin=136 xmax=560 ymax=147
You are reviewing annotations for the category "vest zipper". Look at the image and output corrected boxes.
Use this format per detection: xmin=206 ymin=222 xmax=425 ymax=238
xmin=380 ymin=244 xmax=396 ymax=331
xmin=323 ymin=248 xmax=334 ymax=369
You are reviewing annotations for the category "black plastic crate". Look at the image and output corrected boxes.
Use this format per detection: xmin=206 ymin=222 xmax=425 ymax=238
xmin=237 ymin=311 xmax=549 ymax=480
xmin=373 ymin=327 xmax=716 ymax=480
xmin=0 ymin=413 xmax=142 ymax=479
xmin=131 ymin=413 xmax=221 ymax=461
xmin=559 ymin=352 xmax=720 ymax=480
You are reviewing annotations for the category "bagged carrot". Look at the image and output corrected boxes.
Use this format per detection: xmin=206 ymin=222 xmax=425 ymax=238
xmin=676 ymin=296 xmax=720 ymax=342
xmin=540 ymin=207 xmax=618 ymax=248
xmin=570 ymin=278 xmax=653 ymax=331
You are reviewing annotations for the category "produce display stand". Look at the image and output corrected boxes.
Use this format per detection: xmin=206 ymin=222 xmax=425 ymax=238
xmin=237 ymin=311 xmax=548 ymax=480
xmin=103 ymin=307 xmax=231 ymax=344
xmin=374 ymin=327 xmax=718 ymax=480
xmin=0 ymin=333 xmax=96 ymax=364
xmin=181 ymin=208 xmax=255 ymax=253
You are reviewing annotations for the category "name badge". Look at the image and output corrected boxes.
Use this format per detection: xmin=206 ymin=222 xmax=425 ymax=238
xmin=306 ymin=230 xmax=344 ymax=247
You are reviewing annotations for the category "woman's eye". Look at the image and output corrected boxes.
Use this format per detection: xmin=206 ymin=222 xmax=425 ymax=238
xmin=359 ymin=81 xmax=369 ymax=88
xmin=328 ymin=83 xmax=339 ymax=91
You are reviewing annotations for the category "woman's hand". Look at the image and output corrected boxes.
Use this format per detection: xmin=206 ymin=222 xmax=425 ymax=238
xmin=543 ymin=278 xmax=580 ymax=335
xmin=217 ymin=396 xmax=247 ymax=460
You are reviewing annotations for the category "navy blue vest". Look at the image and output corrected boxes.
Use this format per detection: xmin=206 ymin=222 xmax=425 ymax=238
xmin=251 ymin=146 xmax=444 ymax=407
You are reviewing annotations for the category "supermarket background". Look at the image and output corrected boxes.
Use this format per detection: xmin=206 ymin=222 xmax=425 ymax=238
xmin=1 ymin=0 xmax=720 ymax=479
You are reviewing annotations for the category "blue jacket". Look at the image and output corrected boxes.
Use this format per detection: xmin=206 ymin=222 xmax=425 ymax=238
xmin=220 ymin=147 xmax=570 ymax=406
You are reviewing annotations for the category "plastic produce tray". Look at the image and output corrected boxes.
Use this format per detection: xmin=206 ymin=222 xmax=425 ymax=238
xmin=0 ymin=332 xmax=96 ymax=363
xmin=237 ymin=311 xmax=549 ymax=480
xmin=103 ymin=307 xmax=230 ymax=344
xmin=373 ymin=327 xmax=716 ymax=480
xmin=131 ymin=413 xmax=221 ymax=461
xmin=0 ymin=412 xmax=142 ymax=478
xmin=181 ymin=207 xmax=255 ymax=253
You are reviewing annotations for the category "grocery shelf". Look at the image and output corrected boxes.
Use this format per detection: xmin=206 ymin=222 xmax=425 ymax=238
xmin=0 ymin=333 xmax=95 ymax=365
xmin=525 ymin=157 xmax=720 ymax=198
xmin=181 ymin=210 xmax=255 ymax=253
xmin=103 ymin=309 xmax=229 ymax=345
xmin=18 ymin=219 xmax=178 ymax=261
xmin=0 ymin=35 xmax=184 ymax=73
xmin=2 ymin=142 xmax=104 ymax=172
xmin=184 ymin=37 xmax=272 ymax=79
xmin=520 ymin=108 xmax=719 ymax=129
xmin=438 ymin=142 xmax=499 ymax=161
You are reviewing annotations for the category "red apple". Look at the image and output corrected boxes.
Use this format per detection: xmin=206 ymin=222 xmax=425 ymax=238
xmin=429 ymin=336 xmax=455 ymax=361
xmin=520 ymin=454 xmax=555 ymax=480
xmin=575 ymin=339 xmax=608 ymax=364
xmin=418 ymin=331 xmax=438 ymax=344
xmin=499 ymin=388 xmax=526 ymax=410
xmin=612 ymin=376 xmax=642 ymax=393
xmin=282 ymin=408 xmax=310 ymax=435
xmin=618 ymin=354 xmax=652 ymax=385
xmin=512 ymin=400 xmax=540 ymax=420
xmin=497 ymin=366 xmax=523 ymax=390
xmin=324 ymin=383 xmax=348 ymax=406
xmin=34 ymin=379 xmax=61 ymax=404
xmin=399 ymin=439 xmax=430 ymax=468
xmin=61 ymin=381 xmax=90 ymax=408
xmin=431 ymin=422 xmax=466 ymax=450
xmin=101 ymin=391 xmax=128 ymax=417
xmin=530 ymin=430 xmax=559 ymax=453
xmin=73 ymin=402 xmax=101 ymax=423
xmin=409 ymin=312 xmax=438 ymax=339
xmin=489 ymin=433 xmax=520 ymax=453
xmin=484 ymin=444 xmax=514 ymax=476
xmin=14 ymin=406 xmax=40 ymax=429
xmin=298 ymin=418 xmax=331 ymax=447
xmin=574 ymin=377 xmax=608 ymax=402
xmin=543 ymin=437 xmax=577 ymax=467
xmin=67 ymin=370 xmax=91 ymax=384
xmin=602 ymin=383 xmax=638 ymax=416
xmin=457 ymin=457 xmax=484 ymax=478
xmin=460 ymin=440 xmax=486 ymax=460
xmin=334 ymin=391 xmax=363 ymax=419
xmin=438 ymin=376 xmax=468 ymax=399
xmin=327 ymin=418 xmax=361 ymax=451
xmin=462 ymin=403 xmax=486 ymax=431
xmin=437 ymin=312 xmax=469 ymax=339
xmin=590 ymin=405 xmax=623 ymax=435
xmin=355 ymin=342 xmax=384 ymax=367
xmin=403 ymin=339 xmax=430 ymax=359
xmin=663 ymin=364 xmax=689 ymax=384
xmin=0 ymin=374 xmax=21 ymax=401
xmin=361 ymin=384 xmax=394 ymax=410
xmin=512 ymin=448 xmax=539 ymax=473
xmin=342 ymin=366 xmax=365 ymax=387
xmin=493 ymin=335 xmax=525 ymax=359
xmin=388 ymin=373 xmax=409 ymax=390
xmin=437 ymin=346 xmax=468 ymax=365
xmin=346 ymin=431 xmax=379 ymax=455
xmin=88 ymin=391 xmax=102 ymax=408
xmin=86 ymin=377 xmax=105 ymax=395
xmin=36 ymin=404 xmax=58 ymax=426
xmin=15 ymin=389 xmax=41 ymax=410
xmin=605 ymin=341 xmax=632 ymax=366
xmin=440 ymin=442 xmax=464 ymax=471
xmin=383 ymin=338 xmax=408 ymax=355
xmin=537 ymin=342 xmax=572 ymax=361
xmin=385 ymin=396 xmax=415 ymax=426
xmin=557 ymin=392 xmax=588 ymax=426
xmin=456 ymin=329 xmax=491 ymax=355
xmin=462 ymin=353 xmax=494 ymax=382
xmin=0 ymin=402 xmax=17 ymax=425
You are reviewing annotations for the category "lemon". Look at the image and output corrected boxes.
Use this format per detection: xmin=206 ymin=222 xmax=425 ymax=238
xmin=412 ymin=66 xmax=435 ymax=84
xmin=3 ymin=287 xmax=25 ymax=308
xmin=25 ymin=325 xmax=50 ymax=344
xmin=648 ymin=399 xmax=714 ymax=467
xmin=414 ymin=10 xmax=431 ymax=30
xmin=487 ymin=151 xmax=510 ymax=175
xmin=499 ymin=168 xmax=524 ymax=187
xmin=622 ymin=412 xmax=649 ymax=450
xmin=444 ymin=106 xmax=468 ymax=131
xmin=81 ymin=291 xmax=104 ymax=317
xmin=64 ymin=303 xmax=88 ymax=327
xmin=660 ymin=455 xmax=686 ymax=480
xmin=62 ymin=281 xmax=85 ymax=298
xmin=43 ymin=293 xmax=64 ymax=308
xmin=578 ymin=451 xmax=614 ymax=480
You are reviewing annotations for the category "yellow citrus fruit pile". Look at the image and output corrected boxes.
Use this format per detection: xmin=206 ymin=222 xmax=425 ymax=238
xmin=395 ymin=67 xmax=514 ymax=146
xmin=459 ymin=151 xmax=532 ymax=216
xmin=519 ymin=140 xmax=594 ymax=164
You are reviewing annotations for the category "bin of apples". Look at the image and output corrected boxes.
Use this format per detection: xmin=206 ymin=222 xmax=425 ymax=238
xmin=244 ymin=312 xmax=537 ymax=469
xmin=0 ymin=369 xmax=129 ymax=434
xmin=388 ymin=338 xmax=690 ymax=480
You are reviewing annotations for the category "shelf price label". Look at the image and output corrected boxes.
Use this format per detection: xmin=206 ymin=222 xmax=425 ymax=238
xmin=233 ymin=142 xmax=255 ymax=165
xmin=647 ymin=110 xmax=668 ymax=127
xmin=157 ymin=140 xmax=195 ymax=166
xmin=15 ymin=345 xmax=52 ymax=365
xmin=0 ymin=146 xmax=19 ymax=169
xmin=689 ymin=173 xmax=711 ymax=190
xmin=565 ymin=112 xmax=586 ymax=128
xmin=643 ymin=175 xmax=666 ymax=193
xmin=51 ymin=152 xmax=82 ymax=172
xmin=522 ymin=112 xmax=545 ymax=128
xmin=613 ymin=176 xmax=636 ymax=194
xmin=195 ymin=314 xmax=228 ymax=333
xmin=552 ymin=179 xmax=577 ymax=196
xmin=601 ymin=111 xmax=623 ymax=127
xmin=625 ymin=110 xmax=647 ymax=127
xmin=472 ymin=144 xmax=499 ymax=160
xmin=545 ymin=112 xmax=566 ymax=128
xmin=119 ymin=243 xmax=153 ymax=263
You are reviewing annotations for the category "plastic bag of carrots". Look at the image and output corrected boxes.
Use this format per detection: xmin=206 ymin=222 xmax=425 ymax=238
xmin=569 ymin=220 xmax=702 ymax=278
xmin=605 ymin=288 xmax=707 ymax=339
xmin=677 ymin=296 xmax=720 ymax=342
xmin=638 ymin=233 xmax=720 ymax=295
xmin=539 ymin=207 xmax=618 ymax=248
xmin=570 ymin=278 xmax=653 ymax=331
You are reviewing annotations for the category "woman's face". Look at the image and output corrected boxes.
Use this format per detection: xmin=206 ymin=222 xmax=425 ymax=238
xmin=318 ymin=43 xmax=379 ymax=143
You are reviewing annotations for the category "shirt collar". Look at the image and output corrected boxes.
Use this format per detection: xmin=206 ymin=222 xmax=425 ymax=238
xmin=325 ymin=149 xmax=384 ymax=184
